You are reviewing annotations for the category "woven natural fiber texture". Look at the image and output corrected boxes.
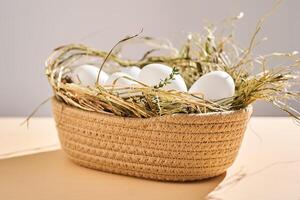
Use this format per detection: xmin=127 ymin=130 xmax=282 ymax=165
xmin=52 ymin=98 xmax=252 ymax=181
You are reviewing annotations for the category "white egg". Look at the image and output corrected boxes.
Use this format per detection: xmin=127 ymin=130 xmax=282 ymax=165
xmin=120 ymin=66 xmax=141 ymax=79
xmin=138 ymin=63 xmax=187 ymax=92
xmin=72 ymin=64 xmax=108 ymax=86
xmin=105 ymin=72 xmax=134 ymax=86
xmin=189 ymin=71 xmax=235 ymax=100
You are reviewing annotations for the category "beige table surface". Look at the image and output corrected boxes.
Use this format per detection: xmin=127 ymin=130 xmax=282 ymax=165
xmin=0 ymin=117 xmax=299 ymax=200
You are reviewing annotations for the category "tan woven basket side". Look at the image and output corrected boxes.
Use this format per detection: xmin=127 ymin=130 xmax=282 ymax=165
xmin=52 ymin=98 xmax=252 ymax=181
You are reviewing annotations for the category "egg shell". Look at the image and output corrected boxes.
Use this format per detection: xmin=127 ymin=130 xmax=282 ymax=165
xmin=138 ymin=63 xmax=187 ymax=92
xmin=189 ymin=71 xmax=235 ymax=100
xmin=105 ymin=72 xmax=134 ymax=86
xmin=72 ymin=64 xmax=108 ymax=86
xmin=120 ymin=66 xmax=141 ymax=79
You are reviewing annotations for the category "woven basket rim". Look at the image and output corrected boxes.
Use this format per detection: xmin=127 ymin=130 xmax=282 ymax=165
xmin=52 ymin=97 xmax=252 ymax=122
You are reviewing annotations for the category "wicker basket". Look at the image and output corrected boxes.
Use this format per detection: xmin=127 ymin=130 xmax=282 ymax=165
xmin=52 ymin=98 xmax=252 ymax=181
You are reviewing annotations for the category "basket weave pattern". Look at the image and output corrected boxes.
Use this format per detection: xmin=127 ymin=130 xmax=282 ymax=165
xmin=52 ymin=98 xmax=252 ymax=181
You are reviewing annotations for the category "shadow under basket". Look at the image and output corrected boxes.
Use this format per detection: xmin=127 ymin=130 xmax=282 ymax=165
xmin=52 ymin=98 xmax=252 ymax=182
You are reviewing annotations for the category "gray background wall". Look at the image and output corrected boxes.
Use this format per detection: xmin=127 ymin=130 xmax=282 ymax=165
xmin=0 ymin=0 xmax=299 ymax=117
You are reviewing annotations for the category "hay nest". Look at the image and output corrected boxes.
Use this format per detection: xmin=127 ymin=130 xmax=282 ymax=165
xmin=45 ymin=14 xmax=300 ymax=121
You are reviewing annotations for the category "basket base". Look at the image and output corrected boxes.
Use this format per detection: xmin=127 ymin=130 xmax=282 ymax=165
xmin=64 ymin=152 xmax=229 ymax=182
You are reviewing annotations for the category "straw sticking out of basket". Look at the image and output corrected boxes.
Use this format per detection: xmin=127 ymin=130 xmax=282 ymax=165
xmin=45 ymin=17 xmax=300 ymax=121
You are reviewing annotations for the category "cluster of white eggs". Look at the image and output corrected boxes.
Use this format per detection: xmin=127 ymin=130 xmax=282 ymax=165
xmin=71 ymin=63 xmax=235 ymax=100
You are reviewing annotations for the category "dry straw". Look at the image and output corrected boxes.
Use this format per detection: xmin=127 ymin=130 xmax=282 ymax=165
xmin=45 ymin=10 xmax=300 ymax=122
